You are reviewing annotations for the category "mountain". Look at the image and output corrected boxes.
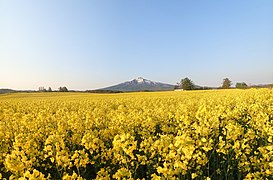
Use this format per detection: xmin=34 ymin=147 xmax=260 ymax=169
xmin=100 ymin=77 xmax=175 ymax=92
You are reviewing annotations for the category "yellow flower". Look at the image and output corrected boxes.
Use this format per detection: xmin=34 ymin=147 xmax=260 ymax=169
xmin=191 ymin=173 xmax=198 ymax=179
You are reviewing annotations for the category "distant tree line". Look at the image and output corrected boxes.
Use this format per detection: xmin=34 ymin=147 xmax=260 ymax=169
xmin=176 ymin=77 xmax=251 ymax=90
xmin=58 ymin=86 xmax=68 ymax=92
xmin=38 ymin=86 xmax=68 ymax=92
xmin=38 ymin=87 xmax=47 ymax=92
xmin=175 ymin=77 xmax=213 ymax=90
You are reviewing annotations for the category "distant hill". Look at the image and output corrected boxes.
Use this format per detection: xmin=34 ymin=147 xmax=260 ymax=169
xmin=100 ymin=77 xmax=175 ymax=92
xmin=0 ymin=89 xmax=16 ymax=94
xmin=249 ymin=84 xmax=273 ymax=89
xmin=0 ymin=89 xmax=37 ymax=94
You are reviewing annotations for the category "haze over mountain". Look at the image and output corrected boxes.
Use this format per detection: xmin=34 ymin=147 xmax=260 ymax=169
xmin=100 ymin=77 xmax=175 ymax=92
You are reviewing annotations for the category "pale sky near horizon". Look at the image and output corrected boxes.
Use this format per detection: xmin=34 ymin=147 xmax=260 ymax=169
xmin=1 ymin=0 xmax=273 ymax=90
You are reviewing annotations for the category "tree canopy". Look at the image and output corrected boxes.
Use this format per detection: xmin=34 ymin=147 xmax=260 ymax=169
xmin=222 ymin=78 xmax=232 ymax=89
xmin=236 ymin=82 xmax=248 ymax=89
xmin=59 ymin=87 xmax=68 ymax=92
xmin=180 ymin=77 xmax=194 ymax=90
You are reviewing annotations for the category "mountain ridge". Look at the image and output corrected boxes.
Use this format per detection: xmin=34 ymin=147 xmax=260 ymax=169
xmin=99 ymin=77 xmax=175 ymax=92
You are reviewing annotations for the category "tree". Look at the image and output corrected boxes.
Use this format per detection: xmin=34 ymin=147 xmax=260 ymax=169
xmin=38 ymin=87 xmax=46 ymax=92
xmin=174 ymin=83 xmax=180 ymax=90
xmin=236 ymin=82 xmax=248 ymax=89
xmin=62 ymin=87 xmax=68 ymax=92
xmin=48 ymin=87 xmax=52 ymax=92
xmin=180 ymin=77 xmax=194 ymax=90
xmin=222 ymin=78 xmax=232 ymax=89
xmin=59 ymin=86 xmax=68 ymax=92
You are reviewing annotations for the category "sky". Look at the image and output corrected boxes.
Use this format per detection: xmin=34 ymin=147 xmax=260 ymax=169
xmin=0 ymin=0 xmax=273 ymax=90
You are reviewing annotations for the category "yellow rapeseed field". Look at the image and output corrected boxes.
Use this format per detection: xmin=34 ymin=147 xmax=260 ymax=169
xmin=0 ymin=89 xmax=273 ymax=179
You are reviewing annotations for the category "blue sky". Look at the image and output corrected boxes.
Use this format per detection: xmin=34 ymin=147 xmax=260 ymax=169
xmin=0 ymin=0 xmax=273 ymax=90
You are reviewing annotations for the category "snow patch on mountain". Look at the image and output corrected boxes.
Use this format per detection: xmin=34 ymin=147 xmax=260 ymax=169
xmin=100 ymin=77 xmax=175 ymax=92
xmin=131 ymin=77 xmax=156 ymax=84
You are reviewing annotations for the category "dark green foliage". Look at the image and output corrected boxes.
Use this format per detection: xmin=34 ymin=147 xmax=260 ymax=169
xmin=180 ymin=77 xmax=194 ymax=90
xmin=38 ymin=87 xmax=47 ymax=92
xmin=236 ymin=82 xmax=248 ymax=89
xmin=222 ymin=78 xmax=232 ymax=89
xmin=59 ymin=86 xmax=68 ymax=92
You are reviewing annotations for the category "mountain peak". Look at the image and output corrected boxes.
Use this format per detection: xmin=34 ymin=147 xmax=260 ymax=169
xmin=131 ymin=77 xmax=156 ymax=85
xmin=134 ymin=77 xmax=147 ymax=83
xmin=101 ymin=77 xmax=175 ymax=92
xmin=136 ymin=76 xmax=144 ymax=80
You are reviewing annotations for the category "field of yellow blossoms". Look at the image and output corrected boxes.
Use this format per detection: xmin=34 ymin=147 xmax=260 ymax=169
xmin=0 ymin=89 xmax=273 ymax=179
